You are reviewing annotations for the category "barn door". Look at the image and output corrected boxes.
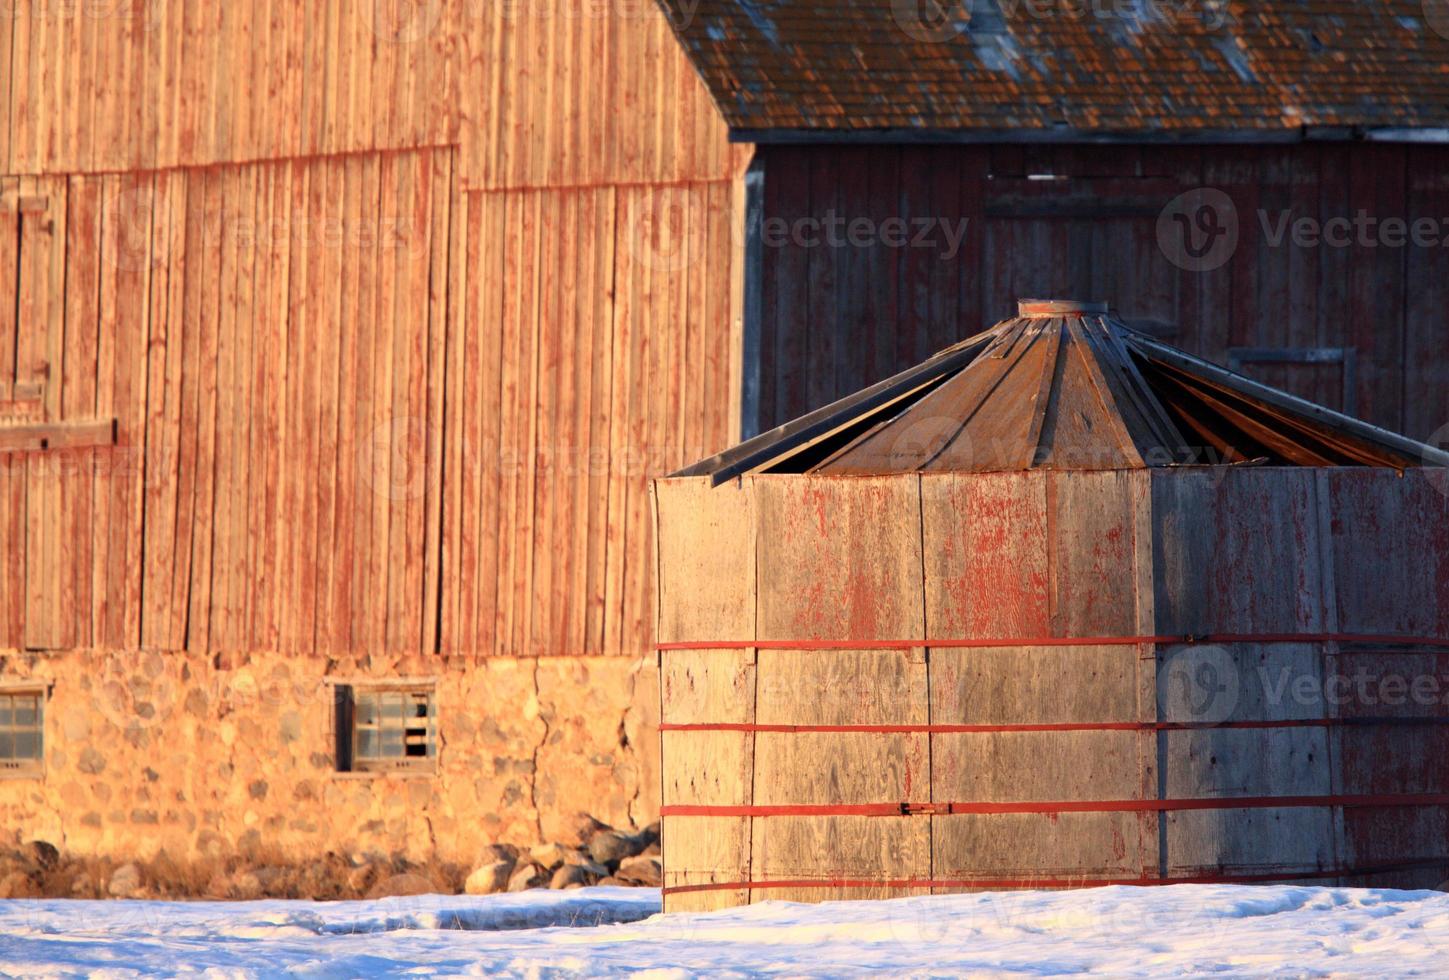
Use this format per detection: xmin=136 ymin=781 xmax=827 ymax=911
xmin=981 ymin=176 xmax=1186 ymax=340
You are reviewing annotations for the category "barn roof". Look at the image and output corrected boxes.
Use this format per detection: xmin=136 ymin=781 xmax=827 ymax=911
xmin=655 ymin=0 xmax=1449 ymax=139
xmin=676 ymin=300 xmax=1449 ymax=481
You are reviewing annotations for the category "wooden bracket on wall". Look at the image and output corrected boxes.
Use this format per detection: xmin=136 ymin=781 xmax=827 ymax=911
xmin=1 ymin=195 xmax=48 ymax=214
xmin=0 ymin=417 xmax=117 ymax=452
xmin=0 ymin=382 xmax=46 ymax=422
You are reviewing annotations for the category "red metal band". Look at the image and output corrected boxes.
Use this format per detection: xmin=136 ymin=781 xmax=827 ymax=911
xmin=659 ymin=718 xmax=1449 ymax=734
xmin=656 ymin=632 xmax=1449 ymax=652
xmin=660 ymin=793 xmax=1449 ymax=819
xmin=660 ymin=860 xmax=1449 ymax=896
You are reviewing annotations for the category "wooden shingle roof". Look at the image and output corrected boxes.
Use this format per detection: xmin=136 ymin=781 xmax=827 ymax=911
xmin=655 ymin=0 xmax=1449 ymax=138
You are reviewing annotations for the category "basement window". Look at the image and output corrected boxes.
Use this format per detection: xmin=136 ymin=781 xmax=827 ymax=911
xmin=335 ymin=685 xmax=436 ymax=773
xmin=0 ymin=690 xmax=44 ymax=775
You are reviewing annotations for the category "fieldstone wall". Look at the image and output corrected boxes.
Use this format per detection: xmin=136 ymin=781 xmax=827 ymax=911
xmin=0 ymin=649 xmax=660 ymax=867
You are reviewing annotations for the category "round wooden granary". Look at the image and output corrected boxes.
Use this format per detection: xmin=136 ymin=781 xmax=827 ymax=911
xmin=651 ymin=300 xmax=1449 ymax=912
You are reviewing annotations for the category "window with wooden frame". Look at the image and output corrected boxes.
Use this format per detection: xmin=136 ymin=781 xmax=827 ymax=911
xmin=334 ymin=684 xmax=437 ymax=773
xmin=1228 ymin=347 xmax=1357 ymax=417
xmin=0 ymin=689 xmax=44 ymax=775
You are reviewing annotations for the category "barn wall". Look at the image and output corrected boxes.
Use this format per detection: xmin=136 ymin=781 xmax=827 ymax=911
xmin=0 ymin=150 xmax=743 ymax=659
xmin=0 ymin=1 xmax=747 ymax=186
xmin=0 ymin=1 xmax=750 ymax=659
xmin=752 ymin=143 xmax=1449 ymax=443
xmin=0 ymin=2 xmax=747 ymax=863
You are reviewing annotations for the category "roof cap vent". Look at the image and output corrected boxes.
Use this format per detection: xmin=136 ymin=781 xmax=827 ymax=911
xmin=1018 ymin=299 xmax=1108 ymax=317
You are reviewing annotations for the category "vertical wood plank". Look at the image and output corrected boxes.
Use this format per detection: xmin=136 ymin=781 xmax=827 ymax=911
xmin=138 ymin=169 xmax=185 ymax=649
xmin=655 ymin=477 xmax=758 ymax=912
xmin=750 ymin=474 xmax=928 ymax=902
xmin=0 ymin=181 xmax=23 ymax=646
xmin=207 ymin=165 xmax=241 ymax=647
xmin=584 ymin=188 xmax=616 ymax=653
xmin=59 ymin=176 xmax=102 ymax=649
xmin=312 ymin=155 xmax=346 ymax=652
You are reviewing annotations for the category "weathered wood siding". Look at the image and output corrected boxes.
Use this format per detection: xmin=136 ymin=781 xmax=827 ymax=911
xmin=753 ymin=144 xmax=1449 ymax=443
xmin=655 ymin=477 xmax=758 ymax=911
xmin=0 ymin=3 xmax=747 ymax=657
xmin=461 ymin=2 xmax=746 ymax=190
xmin=924 ymin=471 xmax=1158 ymax=891
xmin=751 ymin=476 xmax=929 ymax=904
xmin=0 ymin=1 xmax=745 ymax=187
xmin=656 ymin=469 xmax=1449 ymax=908
xmin=0 ymin=158 xmax=743 ymax=657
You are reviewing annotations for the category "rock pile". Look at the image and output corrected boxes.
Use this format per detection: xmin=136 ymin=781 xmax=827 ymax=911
xmin=464 ymin=817 xmax=661 ymax=895
xmin=0 ymin=815 xmax=661 ymax=900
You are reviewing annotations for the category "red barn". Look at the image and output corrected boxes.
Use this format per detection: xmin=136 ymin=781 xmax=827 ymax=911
xmin=659 ymin=0 xmax=1449 ymax=444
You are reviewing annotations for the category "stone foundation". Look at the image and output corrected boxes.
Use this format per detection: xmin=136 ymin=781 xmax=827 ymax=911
xmin=0 ymin=650 xmax=660 ymax=867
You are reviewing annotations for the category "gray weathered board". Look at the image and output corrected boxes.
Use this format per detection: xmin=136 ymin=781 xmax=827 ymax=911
xmin=752 ymin=477 xmax=928 ymax=904
xmin=654 ymin=469 xmax=1449 ymax=909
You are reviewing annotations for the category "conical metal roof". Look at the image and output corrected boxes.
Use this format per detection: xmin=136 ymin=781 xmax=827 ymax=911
xmin=678 ymin=300 xmax=1449 ymax=484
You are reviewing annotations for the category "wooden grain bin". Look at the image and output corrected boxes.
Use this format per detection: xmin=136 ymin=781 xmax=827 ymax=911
xmin=652 ymin=300 xmax=1449 ymax=911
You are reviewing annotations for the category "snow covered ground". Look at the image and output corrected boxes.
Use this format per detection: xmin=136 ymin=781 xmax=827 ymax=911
xmin=2 ymin=884 xmax=1449 ymax=977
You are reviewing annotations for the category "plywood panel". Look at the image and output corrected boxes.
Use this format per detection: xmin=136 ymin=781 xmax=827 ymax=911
xmin=1153 ymin=469 xmax=1337 ymax=879
xmin=754 ymin=475 xmax=924 ymax=644
xmin=1166 ymin=807 xmax=1336 ymax=878
xmin=1326 ymin=470 xmax=1449 ymax=638
xmin=660 ymin=649 xmax=756 ymax=913
xmin=1328 ymin=473 xmax=1449 ymax=880
xmin=921 ymin=472 xmax=1049 ymax=640
xmin=1048 ymin=469 xmax=1151 ymax=639
xmin=655 ymin=475 xmax=759 ymax=911
xmin=654 ymin=478 xmax=756 ymax=646
xmin=751 ymin=648 xmax=930 ymax=903
xmin=1152 ymin=469 xmax=1327 ymax=636
xmin=932 ymin=638 xmax=1153 ymax=885
xmin=931 ymin=470 xmax=1155 ymax=886
xmin=749 ymin=476 xmax=928 ymax=901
